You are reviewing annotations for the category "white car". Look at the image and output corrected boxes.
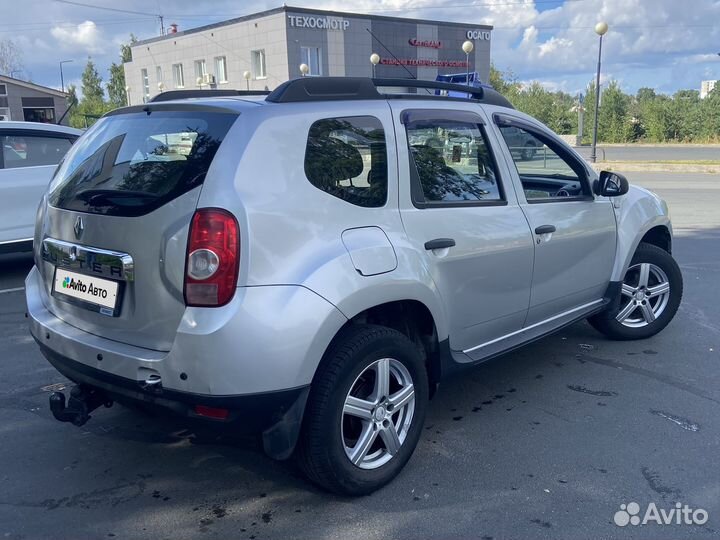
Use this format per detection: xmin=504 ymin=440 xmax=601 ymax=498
xmin=0 ymin=121 xmax=81 ymax=253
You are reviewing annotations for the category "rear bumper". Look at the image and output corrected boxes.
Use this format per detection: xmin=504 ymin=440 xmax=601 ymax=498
xmin=26 ymin=266 xmax=347 ymax=395
xmin=26 ymin=264 xmax=347 ymax=457
xmin=37 ymin=339 xmax=307 ymax=430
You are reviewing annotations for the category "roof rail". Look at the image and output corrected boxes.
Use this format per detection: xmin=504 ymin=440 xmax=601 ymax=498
xmin=149 ymin=89 xmax=270 ymax=102
xmin=265 ymin=77 xmax=514 ymax=108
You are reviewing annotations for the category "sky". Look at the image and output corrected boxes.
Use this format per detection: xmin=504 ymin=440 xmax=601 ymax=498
xmin=4 ymin=0 xmax=720 ymax=97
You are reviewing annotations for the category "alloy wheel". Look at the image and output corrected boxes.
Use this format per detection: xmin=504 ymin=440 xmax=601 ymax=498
xmin=341 ymin=358 xmax=415 ymax=470
xmin=616 ymin=262 xmax=671 ymax=328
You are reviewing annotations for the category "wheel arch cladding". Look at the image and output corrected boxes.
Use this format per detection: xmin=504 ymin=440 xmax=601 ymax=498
xmin=332 ymin=299 xmax=443 ymax=389
xmin=640 ymin=225 xmax=672 ymax=254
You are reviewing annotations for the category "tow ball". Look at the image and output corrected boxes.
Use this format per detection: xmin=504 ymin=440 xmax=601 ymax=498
xmin=49 ymin=385 xmax=113 ymax=426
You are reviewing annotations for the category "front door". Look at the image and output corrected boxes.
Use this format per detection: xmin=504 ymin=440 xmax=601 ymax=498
xmin=391 ymin=104 xmax=535 ymax=357
xmin=493 ymin=114 xmax=617 ymax=326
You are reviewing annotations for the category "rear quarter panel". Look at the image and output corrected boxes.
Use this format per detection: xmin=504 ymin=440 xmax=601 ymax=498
xmin=196 ymin=101 xmax=449 ymax=339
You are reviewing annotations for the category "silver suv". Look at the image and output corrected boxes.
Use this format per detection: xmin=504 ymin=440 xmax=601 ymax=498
xmin=26 ymin=78 xmax=682 ymax=495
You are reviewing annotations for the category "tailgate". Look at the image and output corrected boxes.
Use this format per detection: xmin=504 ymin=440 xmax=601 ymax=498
xmin=34 ymin=107 xmax=238 ymax=351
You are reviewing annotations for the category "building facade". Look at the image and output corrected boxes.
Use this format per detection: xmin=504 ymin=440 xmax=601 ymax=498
xmin=700 ymin=80 xmax=717 ymax=99
xmin=0 ymin=75 xmax=69 ymax=124
xmin=125 ymin=6 xmax=493 ymax=105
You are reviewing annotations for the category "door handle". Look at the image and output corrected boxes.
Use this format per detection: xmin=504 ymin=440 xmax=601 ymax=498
xmin=424 ymin=238 xmax=456 ymax=250
xmin=534 ymin=225 xmax=556 ymax=235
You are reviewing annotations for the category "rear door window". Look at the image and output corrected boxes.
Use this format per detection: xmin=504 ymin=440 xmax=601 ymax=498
xmin=403 ymin=110 xmax=504 ymax=206
xmin=48 ymin=110 xmax=238 ymax=216
xmin=1 ymin=134 xmax=74 ymax=169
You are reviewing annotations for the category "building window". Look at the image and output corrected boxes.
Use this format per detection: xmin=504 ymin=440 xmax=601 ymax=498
xmin=214 ymin=56 xmax=228 ymax=83
xmin=156 ymin=66 xmax=163 ymax=84
xmin=172 ymin=63 xmax=184 ymax=88
xmin=0 ymin=84 xmax=7 ymax=96
xmin=301 ymin=47 xmax=322 ymax=76
xmin=141 ymin=69 xmax=150 ymax=103
xmin=22 ymin=108 xmax=55 ymax=123
xmin=194 ymin=59 xmax=207 ymax=85
xmin=251 ymin=49 xmax=266 ymax=79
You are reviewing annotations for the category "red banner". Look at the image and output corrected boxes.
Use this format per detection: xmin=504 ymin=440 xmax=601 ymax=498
xmin=380 ymin=58 xmax=469 ymax=68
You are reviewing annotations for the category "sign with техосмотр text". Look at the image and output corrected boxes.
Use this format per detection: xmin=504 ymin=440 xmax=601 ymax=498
xmin=288 ymin=15 xmax=350 ymax=30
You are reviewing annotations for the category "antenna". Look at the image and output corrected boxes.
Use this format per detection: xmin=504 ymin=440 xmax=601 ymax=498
xmin=365 ymin=28 xmax=416 ymax=80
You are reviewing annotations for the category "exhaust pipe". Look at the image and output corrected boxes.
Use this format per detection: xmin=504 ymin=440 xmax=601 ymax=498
xmin=49 ymin=385 xmax=113 ymax=426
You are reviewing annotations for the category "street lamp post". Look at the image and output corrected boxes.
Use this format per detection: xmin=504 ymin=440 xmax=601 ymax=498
xmin=370 ymin=53 xmax=380 ymax=78
xmin=462 ymin=40 xmax=474 ymax=97
xmin=243 ymin=70 xmax=251 ymax=91
xmin=590 ymin=22 xmax=608 ymax=163
xmin=59 ymin=60 xmax=73 ymax=93
xmin=299 ymin=63 xmax=310 ymax=77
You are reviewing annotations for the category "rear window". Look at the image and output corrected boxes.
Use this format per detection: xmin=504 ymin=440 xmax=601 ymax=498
xmin=304 ymin=116 xmax=388 ymax=208
xmin=48 ymin=110 xmax=237 ymax=217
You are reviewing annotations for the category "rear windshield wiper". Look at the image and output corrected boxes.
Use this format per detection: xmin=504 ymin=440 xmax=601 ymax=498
xmin=76 ymin=189 xmax=160 ymax=207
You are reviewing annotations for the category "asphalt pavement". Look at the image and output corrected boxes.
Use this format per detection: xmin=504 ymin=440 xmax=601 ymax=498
xmin=1 ymin=172 xmax=719 ymax=540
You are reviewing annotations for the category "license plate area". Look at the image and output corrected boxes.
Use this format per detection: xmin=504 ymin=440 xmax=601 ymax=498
xmin=52 ymin=267 xmax=123 ymax=317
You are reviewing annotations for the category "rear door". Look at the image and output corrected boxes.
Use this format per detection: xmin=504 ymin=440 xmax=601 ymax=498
xmin=36 ymin=107 xmax=239 ymax=351
xmin=391 ymin=103 xmax=535 ymax=357
xmin=492 ymin=113 xmax=617 ymax=326
xmin=0 ymin=129 xmax=75 ymax=244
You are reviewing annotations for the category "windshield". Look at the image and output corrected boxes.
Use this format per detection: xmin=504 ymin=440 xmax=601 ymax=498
xmin=48 ymin=110 xmax=238 ymax=217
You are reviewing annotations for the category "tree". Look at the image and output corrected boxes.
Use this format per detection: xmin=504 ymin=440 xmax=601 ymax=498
xmin=107 ymin=35 xmax=137 ymax=108
xmin=81 ymin=57 xmax=105 ymax=104
xmin=74 ymin=57 xmax=110 ymax=127
xmin=0 ymin=39 xmax=23 ymax=76
xmin=65 ymin=84 xmax=84 ymax=129
xmin=488 ymin=63 xmax=520 ymax=98
xmin=598 ymin=81 xmax=631 ymax=143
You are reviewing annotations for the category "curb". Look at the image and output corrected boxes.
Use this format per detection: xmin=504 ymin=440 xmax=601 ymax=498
xmin=589 ymin=162 xmax=720 ymax=174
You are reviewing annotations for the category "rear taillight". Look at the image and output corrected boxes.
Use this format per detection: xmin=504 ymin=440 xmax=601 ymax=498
xmin=184 ymin=208 xmax=239 ymax=307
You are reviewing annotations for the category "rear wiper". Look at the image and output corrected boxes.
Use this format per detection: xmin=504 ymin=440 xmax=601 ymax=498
xmin=77 ymin=189 xmax=160 ymax=206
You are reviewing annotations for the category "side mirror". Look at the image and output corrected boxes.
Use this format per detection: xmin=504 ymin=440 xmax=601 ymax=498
xmin=594 ymin=170 xmax=629 ymax=197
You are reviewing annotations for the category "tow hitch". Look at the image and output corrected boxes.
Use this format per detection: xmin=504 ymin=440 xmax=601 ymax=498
xmin=49 ymin=385 xmax=113 ymax=426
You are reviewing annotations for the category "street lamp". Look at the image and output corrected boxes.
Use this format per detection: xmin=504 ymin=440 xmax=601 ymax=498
xmin=299 ymin=63 xmax=310 ymax=77
xmin=125 ymin=86 xmax=131 ymax=106
xmin=590 ymin=22 xmax=608 ymax=163
xmin=243 ymin=70 xmax=251 ymax=91
xmin=462 ymin=40 xmax=474 ymax=97
xmin=59 ymin=60 xmax=73 ymax=93
xmin=370 ymin=53 xmax=380 ymax=78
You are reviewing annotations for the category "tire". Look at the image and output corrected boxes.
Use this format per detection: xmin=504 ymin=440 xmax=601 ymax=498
xmin=589 ymin=242 xmax=683 ymax=340
xmin=297 ymin=324 xmax=428 ymax=496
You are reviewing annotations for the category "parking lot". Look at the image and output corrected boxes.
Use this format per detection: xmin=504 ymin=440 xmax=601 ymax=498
xmin=1 ymin=171 xmax=718 ymax=540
